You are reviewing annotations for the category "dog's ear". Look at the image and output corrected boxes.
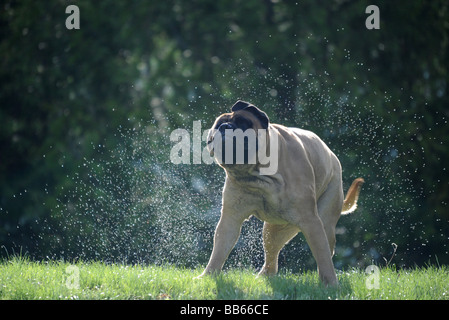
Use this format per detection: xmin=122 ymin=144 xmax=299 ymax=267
xmin=231 ymin=100 xmax=251 ymax=112
xmin=245 ymin=105 xmax=269 ymax=129
xmin=231 ymin=100 xmax=269 ymax=129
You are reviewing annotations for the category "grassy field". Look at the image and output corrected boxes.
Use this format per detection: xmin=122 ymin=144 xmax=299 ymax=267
xmin=1 ymin=257 xmax=448 ymax=300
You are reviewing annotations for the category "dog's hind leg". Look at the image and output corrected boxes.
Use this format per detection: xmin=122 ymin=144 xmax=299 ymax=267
xmin=317 ymin=176 xmax=344 ymax=256
xmin=258 ymin=222 xmax=299 ymax=276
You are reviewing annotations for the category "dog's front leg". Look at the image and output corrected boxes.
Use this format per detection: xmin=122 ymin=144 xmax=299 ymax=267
xmin=197 ymin=210 xmax=247 ymax=277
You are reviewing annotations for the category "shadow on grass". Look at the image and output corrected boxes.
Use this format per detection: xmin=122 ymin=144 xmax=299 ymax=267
xmin=265 ymin=272 xmax=354 ymax=300
xmin=213 ymin=275 xmax=251 ymax=300
xmin=211 ymin=271 xmax=353 ymax=300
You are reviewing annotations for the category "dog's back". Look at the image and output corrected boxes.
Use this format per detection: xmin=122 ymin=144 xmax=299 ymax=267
xmin=271 ymin=124 xmax=341 ymax=198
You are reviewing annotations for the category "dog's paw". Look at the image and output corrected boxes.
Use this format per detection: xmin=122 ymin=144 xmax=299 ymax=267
xmin=257 ymin=267 xmax=276 ymax=277
xmin=194 ymin=269 xmax=221 ymax=280
xmin=193 ymin=270 xmax=212 ymax=280
xmin=193 ymin=272 xmax=208 ymax=280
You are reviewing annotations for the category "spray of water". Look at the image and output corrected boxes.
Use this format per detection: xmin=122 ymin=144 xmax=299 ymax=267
xmin=46 ymin=42 xmax=446 ymax=271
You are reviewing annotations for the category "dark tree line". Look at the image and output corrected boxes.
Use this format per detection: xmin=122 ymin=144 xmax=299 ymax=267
xmin=1 ymin=0 xmax=448 ymax=269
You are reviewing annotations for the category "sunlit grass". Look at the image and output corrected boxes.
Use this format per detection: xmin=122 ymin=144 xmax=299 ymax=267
xmin=1 ymin=256 xmax=448 ymax=300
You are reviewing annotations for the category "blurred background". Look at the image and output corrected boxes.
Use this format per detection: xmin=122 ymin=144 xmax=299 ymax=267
xmin=1 ymin=0 xmax=448 ymax=272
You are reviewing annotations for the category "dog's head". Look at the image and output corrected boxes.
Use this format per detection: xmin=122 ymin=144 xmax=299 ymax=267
xmin=207 ymin=100 xmax=270 ymax=168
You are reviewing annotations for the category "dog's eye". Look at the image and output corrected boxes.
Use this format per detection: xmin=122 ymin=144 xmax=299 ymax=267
xmin=215 ymin=119 xmax=226 ymax=129
xmin=214 ymin=116 xmax=231 ymax=129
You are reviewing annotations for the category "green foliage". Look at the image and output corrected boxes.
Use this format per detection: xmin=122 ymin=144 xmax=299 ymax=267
xmin=1 ymin=1 xmax=448 ymax=270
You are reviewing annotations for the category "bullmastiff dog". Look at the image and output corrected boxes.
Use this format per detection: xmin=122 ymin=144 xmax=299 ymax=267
xmin=198 ymin=100 xmax=364 ymax=286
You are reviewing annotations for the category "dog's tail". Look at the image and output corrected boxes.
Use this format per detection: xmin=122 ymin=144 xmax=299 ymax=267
xmin=341 ymin=178 xmax=364 ymax=215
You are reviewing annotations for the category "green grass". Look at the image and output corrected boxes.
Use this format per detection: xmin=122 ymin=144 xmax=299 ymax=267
xmin=1 ymin=256 xmax=448 ymax=300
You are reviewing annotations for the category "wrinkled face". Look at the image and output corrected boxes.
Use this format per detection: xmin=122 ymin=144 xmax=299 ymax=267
xmin=207 ymin=101 xmax=269 ymax=167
